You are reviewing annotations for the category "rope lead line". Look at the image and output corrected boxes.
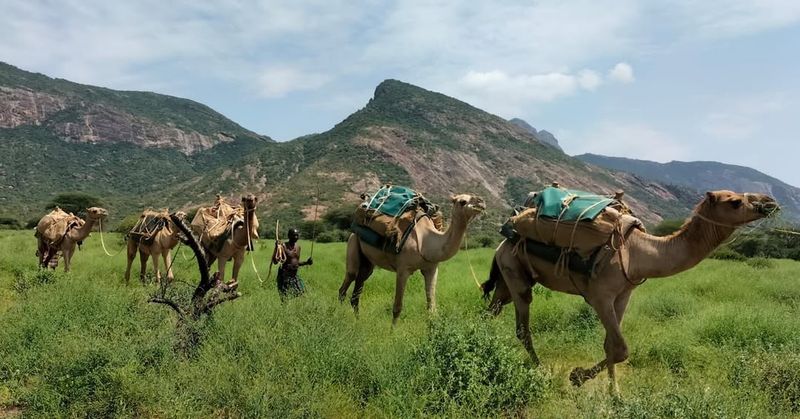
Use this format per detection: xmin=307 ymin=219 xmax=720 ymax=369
xmin=97 ymin=218 xmax=122 ymax=257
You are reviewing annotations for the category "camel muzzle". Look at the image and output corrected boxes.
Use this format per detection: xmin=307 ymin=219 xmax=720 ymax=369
xmin=749 ymin=195 xmax=780 ymax=216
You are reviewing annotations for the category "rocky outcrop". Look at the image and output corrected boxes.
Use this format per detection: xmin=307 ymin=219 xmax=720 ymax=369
xmin=52 ymin=105 xmax=235 ymax=154
xmin=0 ymin=87 xmax=66 ymax=128
xmin=509 ymin=118 xmax=563 ymax=151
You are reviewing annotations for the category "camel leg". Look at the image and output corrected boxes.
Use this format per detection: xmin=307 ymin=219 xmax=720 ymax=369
xmin=124 ymin=240 xmax=137 ymax=284
xmin=139 ymin=250 xmax=150 ymax=284
xmin=62 ymin=246 xmax=73 ymax=273
xmin=217 ymin=257 xmax=228 ymax=285
xmin=231 ymin=251 xmax=244 ymax=283
xmin=421 ymin=266 xmax=439 ymax=313
xmin=497 ymin=246 xmax=539 ymax=364
xmin=350 ymin=260 xmax=374 ymax=314
xmin=391 ymin=270 xmax=413 ymax=327
xmin=339 ymin=234 xmax=361 ymax=303
xmin=164 ymin=250 xmax=174 ymax=281
xmin=570 ymin=295 xmax=628 ymax=395
xmin=152 ymin=251 xmax=162 ymax=286
xmin=488 ymin=275 xmax=512 ymax=316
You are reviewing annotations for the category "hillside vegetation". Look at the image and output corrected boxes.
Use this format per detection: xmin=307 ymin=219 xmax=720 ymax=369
xmin=1 ymin=231 xmax=799 ymax=417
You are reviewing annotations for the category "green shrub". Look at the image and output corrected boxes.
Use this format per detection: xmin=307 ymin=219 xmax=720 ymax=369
xmin=407 ymin=315 xmax=550 ymax=415
xmin=652 ymin=218 xmax=685 ymax=236
xmin=745 ymin=257 xmax=773 ymax=269
xmin=710 ymin=246 xmax=746 ymax=261
xmin=731 ymin=351 xmax=800 ymax=414
xmin=13 ymin=268 xmax=59 ymax=294
xmin=46 ymin=192 xmax=103 ymax=216
xmin=115 ymin=213 xmax=141 ymax=234
xmin=316 ymin=229 xmax=350 ymax=243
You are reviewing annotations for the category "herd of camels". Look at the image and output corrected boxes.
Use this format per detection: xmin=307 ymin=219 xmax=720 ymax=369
xmin=32 ymin=187 xmax=778 ymax=394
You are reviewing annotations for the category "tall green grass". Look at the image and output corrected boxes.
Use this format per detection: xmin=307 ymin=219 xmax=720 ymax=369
xmin=0 ymin=230 xmax=798 ymax=417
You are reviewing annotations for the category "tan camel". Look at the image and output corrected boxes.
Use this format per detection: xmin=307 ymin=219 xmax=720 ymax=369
xmin=36 ymin=207 xmax=109 ymax=272
xmin=483 ymin=190 xmax=778 ymax=394
xmin=339 ymin=194 xmax=486 ymax=324
xmin=124 ymin=211 xmax=187 ymax=284
xmin=200 ymin=195 xmax=259 ymax=287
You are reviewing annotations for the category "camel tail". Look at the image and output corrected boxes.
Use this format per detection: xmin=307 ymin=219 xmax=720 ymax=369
xmin=480 ymin=257 xmax=501 ymax=301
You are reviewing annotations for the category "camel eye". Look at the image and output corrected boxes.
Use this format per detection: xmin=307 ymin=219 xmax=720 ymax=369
xmin=459 ymin=199 xmax=467 ymax=206
xmin=729 ymin=199 xmax=743 ymax=209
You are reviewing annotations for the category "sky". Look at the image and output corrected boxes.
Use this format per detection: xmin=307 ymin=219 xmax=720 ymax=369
xmin=1 ymin=0 xmax=799 ymax=187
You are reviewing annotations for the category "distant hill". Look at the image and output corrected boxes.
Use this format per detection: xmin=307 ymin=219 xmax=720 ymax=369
xmin=508 ymin=118 xmax=563 ymax=151
xmin=575 ymin=153 xmax=800 ymax=222
xmin=1 ymin=63 xmax=697 ymax=228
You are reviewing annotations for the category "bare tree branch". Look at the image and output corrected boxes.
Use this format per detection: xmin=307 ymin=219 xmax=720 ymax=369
xmin=148 ymin=297 xmax=186 ymax=319
xmin=203 ymin=291 xmax=242 ymax=315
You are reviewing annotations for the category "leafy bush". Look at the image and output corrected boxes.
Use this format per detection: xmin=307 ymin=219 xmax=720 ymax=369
xmin=651 ymin=218 xmax=685 ymax=236
xmin=731 ymin=351 xmax=800 ymax=414
xmin=13 ymin=268 xmax=60 ymax=294
xmin=745 ymin=257 xmax=774 ymax=269
xmin=710 ymin=246 xmax=746 ymax=261
xmin=407 ymin=315 xmax=550 ymax=415
xmin=115 ymin=213 xmax=141 ymax=234
xmin=316 ymin=229 xmax=351 ymax=243
xmin=0 ymin=217 xmax=20 ymax=229
xmin=46 ymin=192 xmax=103 ymax=216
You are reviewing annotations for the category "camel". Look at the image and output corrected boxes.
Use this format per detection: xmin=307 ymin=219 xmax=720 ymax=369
xmin=339 ymin=194 xmax=486 ymax=324
xmin=195 ymin=195 xmax=259 ymax=288
xmin=35 ymin=206 xmax=109 ymax=272
xmin=124 ymin=210 xmax=187 ymax=285
xmin=482 ymin=190 xmax=778 ymax=394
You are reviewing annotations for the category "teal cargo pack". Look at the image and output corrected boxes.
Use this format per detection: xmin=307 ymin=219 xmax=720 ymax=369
xmin=526 ymin=186 xmax=615 ymax=222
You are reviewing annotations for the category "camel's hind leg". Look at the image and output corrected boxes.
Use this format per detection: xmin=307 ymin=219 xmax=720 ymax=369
xmin=350 ymin=258 xmax=374 ymax=314
xmin=496 ymin=243 xmax=539 ymax=364
xmin=339 ymin=234 xmax=361 ymax=303
xmin=421 ymin=266 xmax=439 ymax=313
xmin=139 ymin=250 xmax=150 ymax=284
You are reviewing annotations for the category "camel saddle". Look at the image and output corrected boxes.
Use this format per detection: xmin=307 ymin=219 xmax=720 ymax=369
xmin=512 ymin=186 xmax=633 ymax=259
xmin=501 ymin=214 xmax=644 ymax=278
xmin=35 ymin=207 xmax=84 ymax=247
xmin=190 ymin=196 xmax=246 ymax=251
xmin=352 ymin=185 xmax=443 ymax=253
xmin=128 ymin=210 xmax=170 ymax=246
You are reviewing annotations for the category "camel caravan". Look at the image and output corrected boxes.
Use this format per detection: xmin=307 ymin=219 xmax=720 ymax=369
xmin=31 ymin=182 xmax=780 ymax=392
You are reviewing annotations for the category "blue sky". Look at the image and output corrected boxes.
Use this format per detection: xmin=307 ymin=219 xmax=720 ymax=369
xmin=2 ymin=0 xmax=799 ymax=186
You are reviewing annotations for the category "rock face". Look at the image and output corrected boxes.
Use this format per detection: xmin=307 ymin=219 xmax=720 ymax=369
xmin=0 ymin=62 xmax=267 ymax=155
xmin=508 ymin=118 xmax=563 ymax=151
xmin=0 ymin=87 xmax=66 ymax=128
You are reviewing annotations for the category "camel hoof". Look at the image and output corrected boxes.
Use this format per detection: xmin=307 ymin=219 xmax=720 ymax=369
xmin=570 ymin=367 xmax=588 ymax=387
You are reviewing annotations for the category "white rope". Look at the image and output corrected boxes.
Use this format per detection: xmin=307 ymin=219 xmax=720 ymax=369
xmin=97 ymin=218 xmax=122 ymax=257
xmin=463 ymin=230 xmax=482 ymax=289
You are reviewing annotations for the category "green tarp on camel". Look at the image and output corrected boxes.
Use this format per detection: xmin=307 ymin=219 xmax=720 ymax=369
xmin=527 ymin=186 xmax=615 ymax=221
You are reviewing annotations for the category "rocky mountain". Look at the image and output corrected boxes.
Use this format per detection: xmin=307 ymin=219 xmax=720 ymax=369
xmin=1 ymin=63 xmax=698 ymax=229
xmin=508 ymin=118 xmax=563 ymax=151
xmin=575 ymin=153 xmax=800 ymax=222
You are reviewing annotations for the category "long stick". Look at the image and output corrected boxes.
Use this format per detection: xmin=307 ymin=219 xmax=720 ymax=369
xmin=310 ymin=186 xmax=320 ymax=259
xmin=266 ymin=220 xmax=280 ymax=282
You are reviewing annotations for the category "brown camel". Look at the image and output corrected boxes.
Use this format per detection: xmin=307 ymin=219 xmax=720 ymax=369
xmin=483 ymin=190 xmax=778 ymax=394
xmin=196 ymin=195 xmax=259 ymax=286
xmin=124 ymin=210 xmax=187 ymax=284
xmin=339 ymin=194 xmax=486 ymax=324
xmin=35 ymin=207 xmax=109 ymax=272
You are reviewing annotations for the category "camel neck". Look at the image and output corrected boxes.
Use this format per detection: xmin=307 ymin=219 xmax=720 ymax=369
xmin=72 ymin=217 xmax=98 ymax=240
xmin=627 ymin=214 xmax=735 ymax=279
xmin=421 ymin=209 xmax=469 ymax=262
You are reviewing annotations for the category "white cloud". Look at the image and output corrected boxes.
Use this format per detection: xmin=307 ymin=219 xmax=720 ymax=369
xmin=700 ymin=94 xmax=786 ymax=141
xmin=669 ymin=0 xmax=800 ymax=38
xmin=257 ymin=67 xmax=330 ymax=98
xmin=578 ymin=70 xmax=603 ymax=91
xmin=567 ymin=122 xmax=689 ymax=162
xmin=608 ymin=62 xmax=635 ymax=83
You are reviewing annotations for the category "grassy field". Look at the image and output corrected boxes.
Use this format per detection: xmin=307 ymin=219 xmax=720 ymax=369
xmin=0 ymin=230 xmax=799 ymax=417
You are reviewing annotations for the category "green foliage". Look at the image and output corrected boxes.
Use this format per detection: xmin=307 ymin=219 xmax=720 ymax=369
xmin=745 ymin=257 xmax=774 ymax=269
xmin=115 ymin=213 xmax=141 ymax=234
xmin=322 ymin=206 xmax=355 ymax=230
xmin=408 ymin=316 xmax=550 ymax=415
xmin=710 ymin=245 xmax=746 ymax=261
xmin=0 ymin=217 xmax=20 ymax=229
xmin=731 ymin=351 xmax=800 ymax=414
xmin=651 ymin=218 xmax=684 ymax=236
xmin=46 ymin=192 xmax=103 ymax=215
xmin=729 ymin=229 xmax=800 ymax=260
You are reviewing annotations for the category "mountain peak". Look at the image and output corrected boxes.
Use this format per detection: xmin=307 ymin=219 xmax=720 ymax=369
xmin=509 ymin=118 xmax=562 ymax=151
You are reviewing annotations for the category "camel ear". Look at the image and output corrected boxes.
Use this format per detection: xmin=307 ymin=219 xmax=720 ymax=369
xmin=706 ymin=191 xmax=718 ymax=204
xmin=450 ymin=195 xmax=457 ymax=203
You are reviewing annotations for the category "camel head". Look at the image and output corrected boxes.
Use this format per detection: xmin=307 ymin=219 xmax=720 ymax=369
xmin=241 ymin=194 xmax=258 ymax=212
xmin=85 ymin=207 xmax=109 ymax=220
xmin=450 ymin=194 xmax=486 ymax=221
xmin=699 ymin=190 xmax=779 ymax=226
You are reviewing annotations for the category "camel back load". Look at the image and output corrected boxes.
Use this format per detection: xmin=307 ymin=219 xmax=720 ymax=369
xmin=351 ymin=185 xmax=443 ymax=254
xmin=501 ymin=185 xmax=643 ymax=277
xmin=190 ymin=196 xmax=248 ymax=252
xmin=128 ymin=210 xmax=171 ymax=246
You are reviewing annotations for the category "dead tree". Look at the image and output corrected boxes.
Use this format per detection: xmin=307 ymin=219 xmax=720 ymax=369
xmin=149 ymin=212 xmax=241 ymax=322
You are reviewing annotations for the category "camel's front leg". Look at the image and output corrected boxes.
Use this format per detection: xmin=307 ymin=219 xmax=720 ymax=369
xmin=124 ymin=240 xmax=137 ymax=284
xmin=62 ymin=246 xmax=73 ymax=273
xmin=230 ymin=251 xmax=245 ymax=283
xmin=391 ymin=270 xmax=413 ymax=326
xmin=339 ymin=234 xmax=360 ymax=303
xmin=164 ymin=250 xmax=174 ymax=281
xmin=421 ymin=266 xmax=439 ymax=313
xmin=497 ymin=247 xmax=539 ymax=364
xmin=217 ymin=257 xmax=228 ymax=285
xmin=571 ymin=296 xmax=628 ymax=395
xmin=151 ymin=251 xmax=162 ymax=285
